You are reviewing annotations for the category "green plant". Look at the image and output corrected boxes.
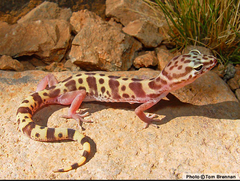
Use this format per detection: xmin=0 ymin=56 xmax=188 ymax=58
xmin=144 ymin=0 xmax=240 ymax=65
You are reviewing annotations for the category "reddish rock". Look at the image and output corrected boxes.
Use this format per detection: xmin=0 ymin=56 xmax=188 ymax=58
xmin=69 ymin=10 xmax=142 ymax=71
xmin=106 ymin=0 xmax=169 ymax=41
xmin=227 ymin=77 xmax=239 ymax=91
xmin=64 ymin=59 xmax=81 ymax=72
xmin=0 ymin=19 xmax=71 ymax=62
xmin=0 ymin=55 xmax=24 ymax=71
xmin=133 ymin=51 xmax=158 ymax=69
xmin=70 ymin=10 xmax=103 ymax=33
xmin=17 ymin=1 xmax=72 ymax=24
xmin=235 ymin=89 xmax=240 ymax=101
xmin=122 ymin=19 xmax=163 ymax=48
xmin=155 ymin=47 xmax=181 ymax=70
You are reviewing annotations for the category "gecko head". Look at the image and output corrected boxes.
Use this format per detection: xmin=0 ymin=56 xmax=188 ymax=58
xmin=160 ymin=49 xmax=217 ymax=90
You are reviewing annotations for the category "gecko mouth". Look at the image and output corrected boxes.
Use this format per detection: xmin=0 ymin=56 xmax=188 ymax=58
xmin=211 ymin=58 xmax=218 ymax=67
xmin=207 ymin=58 xmax=217 ymax=70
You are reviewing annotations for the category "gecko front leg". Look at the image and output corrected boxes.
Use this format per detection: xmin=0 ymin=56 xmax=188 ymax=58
xmin=135 ymin=92 xmax=169 ymax=128
xmin=58 ymin=90 xmax=93 ymax=125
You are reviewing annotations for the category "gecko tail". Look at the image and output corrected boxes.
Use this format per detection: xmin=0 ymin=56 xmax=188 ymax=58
xmin=52 ymin=130 xmax=91 ymax=172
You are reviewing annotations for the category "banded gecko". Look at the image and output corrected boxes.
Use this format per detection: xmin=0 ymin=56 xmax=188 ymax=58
xmin=16 ymin=49 xmax=217 ymax=172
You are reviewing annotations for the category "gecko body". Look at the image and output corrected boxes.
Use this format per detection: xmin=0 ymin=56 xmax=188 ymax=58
xmin=16 ymin=50 xmax=217 ymax=172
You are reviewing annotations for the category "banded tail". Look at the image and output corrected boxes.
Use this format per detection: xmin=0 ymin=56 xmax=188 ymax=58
xmin=16 ymin=92 xmax=91 ymax=172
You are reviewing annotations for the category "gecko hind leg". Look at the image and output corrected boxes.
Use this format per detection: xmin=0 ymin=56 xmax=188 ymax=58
xmin=36 ymin=73 xmax=59 ymax=92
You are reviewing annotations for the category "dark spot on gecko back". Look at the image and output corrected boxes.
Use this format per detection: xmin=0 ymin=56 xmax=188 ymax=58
xmin=101 ymin=87 xmax=105 ymax=93
xmin=109 ymin=79 xmax=121 ymax=99
xmin=129 ymin=82 xmax=146 ymax=98
xmin=65 ymin=80 xmax=77 ymax=91
xmin=121 ymin=85 xmax=126 ymax=91
xmin=148 ymin=81 xmax=162 ymax=90
xmin=49 ymin=89 xmax=60 ymax=98
xmin=78 ymin=78 xmax=83 ymax=84
xmin=43 ymin=92 xmax=48 ymax=96
xmin=86 ymin=76 xmax=98 ymax=97
xmin=99 ymin=78 xmax=104 ymax=84
xmin=122 ymin=93 xmax=129 ymax=98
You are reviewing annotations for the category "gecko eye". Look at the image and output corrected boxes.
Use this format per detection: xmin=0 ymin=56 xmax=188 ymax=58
xmin=194 ymin=64 xmax=203 ymax=71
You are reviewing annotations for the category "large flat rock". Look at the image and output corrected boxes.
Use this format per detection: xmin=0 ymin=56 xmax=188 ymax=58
xmin=0 ymin=70 xmax=239 ymax=179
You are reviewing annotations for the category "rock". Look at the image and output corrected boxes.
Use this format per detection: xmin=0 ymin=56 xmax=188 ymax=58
xmin=227 ymin=77 xmax=239 ymax=91
xmin=69 ymin=10 xmax=142 ymax=71
xmin=0 ymin=19 xmax=71 ymax=63
xmin=64 ymin=59 xmax=81 ymax=72
xmin=19 ymin=60 xmax=36 ymax=70
xmin=0 ymin=55 xmax=24 ymax=71
xmin=0 ymin=21 xmax=12 ymax=38
xmin=17 ymin=1 xmax=72 ymax=23
xmin=235 ymin=89 xmax=240 ymax=101
xmin=0 ymin=0 xmax=106 ymax=24
xmin=70 ymin=9 xmax=103 ymax=33
xmin=107 ymin=18 xmax=123 ymax=29
xmin=173 ymin=71 xmax=238 ymax=105
xmin=133 ymin=51 xmax=158 ymax=69
xmin=122 ymin=19 xmax=163 ymax=48
xmin=105 ymin=0 xmax=169 ymax=40
xmin=1 ymin=69 xmax=240 ymax=179
xmin=155 ymin=46 xmax=181 ymax=70
xmin=45 ymin=62 xmax=67 ymax=72
xmin=106 ymin=0 xmax=164 ymax=27
xmin=222 ymin=63 xmax=236 ymax=82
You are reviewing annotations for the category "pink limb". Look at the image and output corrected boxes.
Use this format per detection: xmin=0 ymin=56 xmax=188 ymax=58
xmin=36 ymin=73 xmax=58 ymax=92
xmin=57 ymin=90 xmax=93 ymax=124
xmin=135 ymin=92 xmax=169 ymax=128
